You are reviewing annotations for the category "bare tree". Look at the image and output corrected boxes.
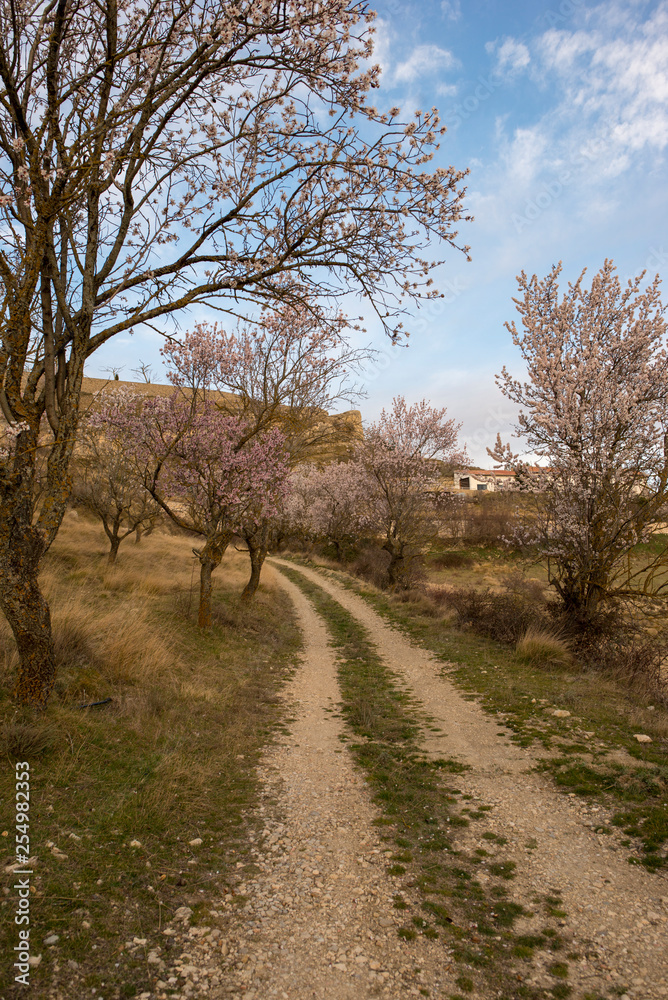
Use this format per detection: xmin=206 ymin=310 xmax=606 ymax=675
xmin=0 ymin=0 xmax=470 ymax=704
xmin=131 ymin=360 xmax=156 ymax=384
xmin=497 ymin=260 xmax=668 ymax=624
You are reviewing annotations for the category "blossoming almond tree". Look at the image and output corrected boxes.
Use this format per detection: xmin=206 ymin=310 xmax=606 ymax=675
xmin=74 ymin=408 xmax=161 ymax=564
xmin=162 ymin=297 xmax=370 ymax=598
xmin=0 ymin=0 xmax=470 ymax=703
xmin=286 ymin=459 xmax=374 ymax=559
xmin=162 ymin=296 xmax=371 ymax=452
xmin=357 ymin=396 xmax=465 ymax=587
xmin=497 ymin=260 xmax=668 ymax=623
xmin=103 ymin=389 xmax=289 ymax=626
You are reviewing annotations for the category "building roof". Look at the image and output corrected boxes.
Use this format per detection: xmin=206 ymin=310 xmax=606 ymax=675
xmin=456 ymin=466 xmax=549 ymax=477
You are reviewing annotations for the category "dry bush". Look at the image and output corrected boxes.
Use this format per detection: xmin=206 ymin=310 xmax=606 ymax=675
xmin=439 ymin=586 xmax=551 ymax=645
xmin=457 ymin=493 xmax=519 ymax=547
xmin=502 ymin=571 xmax=547 ymax=603
xmin=515 ymin=628 xmax=572 ymax=668
xmin=350 ymin=547 xmax=392 ymax=589
xmin=391 ymin=587 xmax=442 ymax=617
xmin=431 ymin=550 xmax=474 ymax=570
xmin=585 ymin=636 xmax=668 ymax=705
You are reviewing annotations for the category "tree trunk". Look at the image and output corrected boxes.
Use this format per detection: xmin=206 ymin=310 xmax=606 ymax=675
xmin=0 ymin=441 xmax=55 ymax=706
xmin=134 ymin=525 xmax=143 ymax=544
xmin=196 ymin=533 xmax=231 ymax=626
xmin=383 ymin=537 xmax=406 ymax=590
xmin=2 ymin=571 xmax=56 ymax=707
xmin=241 ymin=545 xmax=267 ymax=601
xmin=198 ymin=559 xmax=215 ymax=627
xmin=108 ymin=534 xmax=121 ymax=564
xmin=241 ymin=524 xmax=270 ymax=602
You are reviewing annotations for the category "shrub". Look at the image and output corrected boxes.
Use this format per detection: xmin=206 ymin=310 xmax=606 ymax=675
xmin=349 ymin=547 xmax=392 ymax=589
xmin=431 ymin=551 xmax=473 ymax=570
xmin=439 ymin=586 xmax=550 ymax=645
xmin=456 ymin=493 xmax=519 ymax=547
xmin=586 ymin=636 xmax=668 ymax=704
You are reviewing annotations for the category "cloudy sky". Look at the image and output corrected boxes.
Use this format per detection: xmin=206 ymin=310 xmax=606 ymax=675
xmin=89 ymin=0 xmax=668 ymax=464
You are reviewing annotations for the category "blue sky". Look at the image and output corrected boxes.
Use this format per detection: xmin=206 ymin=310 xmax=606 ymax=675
xmin=89 ymin=0 xmax=668 ymax=464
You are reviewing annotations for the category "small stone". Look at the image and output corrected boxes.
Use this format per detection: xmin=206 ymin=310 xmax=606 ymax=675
xmin=174 ymin=906 xmax=193 ymax=923
xmin=133 ymin=937 xmax=148 ymax=946
xmin=378 ymin=918 xmax=393 ymax=927
xmin=552 ymin=709 xmax=571 ymax=718
xmin=44 ymin=934 xmax=60 ymax=945
xmin=129 ymin=839 xmax=142 ymax=848
xmin=81 ymin=921 xmax=91 ymax=930
xmin=28 ymin=955 xmax=41 ymax=967
xmin=189 ymin=837 xmax=203 ymax=846
xmin=633 ymin=734 xmax=652 ymax=743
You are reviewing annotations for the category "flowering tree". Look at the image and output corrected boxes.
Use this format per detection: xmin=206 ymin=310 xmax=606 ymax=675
xmin=102 ymin=390 xmax=288 ymax=625
xmin=0 ymin=0 xmax=471 ymax=703
xmin=163 ymin=299 xmax=370 ymax=596
xmin=162 ymin=298 xmax=370 ymax=448
xmin=497 ymin=260 xmax=668 ymax=622
xmin=74 ymin=410 xmax=161 ymax=564
xmin=286 ymin=460 xmax=373 ymax=558
xmin=357 ymin=397 xmax=465 ymax=587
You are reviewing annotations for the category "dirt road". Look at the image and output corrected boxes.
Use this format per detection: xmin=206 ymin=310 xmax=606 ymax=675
xmin=159 ymin=559 xmax=668 ymax=1000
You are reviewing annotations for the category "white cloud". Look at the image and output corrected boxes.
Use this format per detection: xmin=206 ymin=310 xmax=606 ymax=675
xmin=441 ymin=0 xmax=461 ymax=21
xmin=369 ymin=18 xmax=393 ymax=80
xmin=486 ymin=37 xmax=530 ymax=77
xmin=395 ymin=44 xmax=457 ymax=84
xmin=535 ymin=2 xmax=668 ymax=159
xmin=499 ymin=124 xmax=549 ymax=186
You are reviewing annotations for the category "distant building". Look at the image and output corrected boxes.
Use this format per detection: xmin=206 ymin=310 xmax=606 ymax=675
xmin=452 ymin=467 xmax=548 ymax=492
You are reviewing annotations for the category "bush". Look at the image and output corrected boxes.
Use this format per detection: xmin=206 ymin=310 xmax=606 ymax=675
xmin=439 ymin=585 xmax=551 ymax=645
xmin=430 ymin=551 xmax=473 ymax=570
xmin=454 ymin=493 xmax=519 ymax=547
xmin=586 ymin=635 xmax=668 ymax=704
xmin=349 ymin=547 xmax=391 ymax=589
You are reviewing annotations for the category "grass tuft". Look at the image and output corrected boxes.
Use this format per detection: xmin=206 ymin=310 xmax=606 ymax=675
xmin=515 ymin=628 xmax=572 ymax=668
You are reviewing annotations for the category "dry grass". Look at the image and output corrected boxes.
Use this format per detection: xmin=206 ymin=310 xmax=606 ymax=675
xmin=515 ymin=627 xmax=573 ymax=668
xmin=0 ymin=511 xmax=301 ymax=999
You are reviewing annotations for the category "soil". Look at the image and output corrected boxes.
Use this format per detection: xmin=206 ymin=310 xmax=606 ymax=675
xmin=156 ymin=559 xmax=668 ymax=1000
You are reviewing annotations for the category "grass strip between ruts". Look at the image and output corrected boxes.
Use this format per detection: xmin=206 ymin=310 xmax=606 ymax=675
xmin=294 ymin=558 xmax=668 ymax=873
xmin=280 ymin=564 xmax=576 ymax=1000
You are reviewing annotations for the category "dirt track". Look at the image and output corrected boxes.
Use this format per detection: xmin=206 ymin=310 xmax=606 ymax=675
xmin=159 ymin=559 xmax=668 ymax=1000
